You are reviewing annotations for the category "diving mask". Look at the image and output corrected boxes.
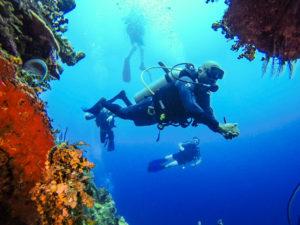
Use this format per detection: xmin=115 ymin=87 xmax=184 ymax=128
xmin=207 ymin=66 xmax=224 ymax=80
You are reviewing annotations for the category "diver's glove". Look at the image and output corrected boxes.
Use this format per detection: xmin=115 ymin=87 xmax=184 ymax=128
xmin=106 ymin=115 xmax=113 ymax=123
xmin=84 ymin=112 xmax=95 ymax=120
xmin=217 ymin=123 xmax=239 ymax=140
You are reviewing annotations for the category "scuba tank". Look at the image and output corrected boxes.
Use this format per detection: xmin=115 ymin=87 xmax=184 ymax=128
xmin=134 ymin=62 xmax=180 ymax=103
xmin=134 ymin=62 xmax=219 ymax=103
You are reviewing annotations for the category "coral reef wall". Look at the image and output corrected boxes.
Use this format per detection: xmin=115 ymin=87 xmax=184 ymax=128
xmin=0 ymin=1 xmax=128 ymax=224
xmin=208 ymin=0 xmax=300 ymax=64
xmin=84 ymin=177 xmax=128 ymax=225
xmin=0 ymin=55 xmax=53 ymax=224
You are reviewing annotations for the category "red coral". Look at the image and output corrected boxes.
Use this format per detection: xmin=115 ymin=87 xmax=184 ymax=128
xmin=0 ymin=57 xmax=55 ymax=224
xmin=224 ymin=0 xmax=300 ymax=61
xmin=0 ymin=78 xmax=54 ymax=182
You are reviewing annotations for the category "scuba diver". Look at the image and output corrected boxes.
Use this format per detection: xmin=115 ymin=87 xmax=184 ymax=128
xmin=148 ymin=137 xmax=202 ymax=172
xmin=98 ymin=61 xmax=240 ymax=140
xmin=122 ymin=9 xmax=149 ymax=82
xmin=82 ymin=101 xmax=116 ymax=151
xmin=82 ymin=90 xmax=133 ymax=151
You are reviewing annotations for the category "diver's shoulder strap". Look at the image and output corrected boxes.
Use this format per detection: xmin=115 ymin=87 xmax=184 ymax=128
xmin=179 ymin=63 xmax=197 ymax=80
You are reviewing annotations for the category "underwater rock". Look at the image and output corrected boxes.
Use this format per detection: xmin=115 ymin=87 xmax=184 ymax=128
xmin=57 ymin=0 xmax=76 ymax=14
xmin=209 ymin=0 xmax=300 ymax=62
xmin=27 ymin=9 xmax=60 ymax=52
xmin=59 ymin=37 xmax=86 ymax=66
xmin=0 ymin=0 xmax=85 ymax=82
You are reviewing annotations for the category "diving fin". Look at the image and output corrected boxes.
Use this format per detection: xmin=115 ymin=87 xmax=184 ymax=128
xmin=148 ymin=163 xmax=165 ymax=172
xmin=148 ymin=158 xmax=168 ymax=172
xmin=122 ymin=57 xmax=131 ymax=82
xmin=149 ymin=158 xmax=168 ymax=165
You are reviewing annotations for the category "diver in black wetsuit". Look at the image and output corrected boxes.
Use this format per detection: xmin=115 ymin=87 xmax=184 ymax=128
xmin=148 ymin=137 xmax=201 ymax=172
xmin=82 ymin=91 xmax=133 ymax=151
xmin=84 ymin=108 xmax=115 ymax=151
xmin=99 ymin=61 xmax=240 ymax=140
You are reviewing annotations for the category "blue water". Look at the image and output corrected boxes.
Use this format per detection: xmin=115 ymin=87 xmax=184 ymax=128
xmin=41 ymin=0 xmax=300 ymax=224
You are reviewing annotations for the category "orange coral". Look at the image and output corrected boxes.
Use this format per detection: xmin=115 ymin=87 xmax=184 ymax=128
xmin=31 ymin=142 xmax=95 ymax=225
xmin=0 ymin=54 xmax=16 ymax=79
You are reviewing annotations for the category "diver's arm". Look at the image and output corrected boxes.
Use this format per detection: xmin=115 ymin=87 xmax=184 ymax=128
xmin=175 ymin=77 xmax=219 ymax=132
xmin=199 ymin=92 xmax=240 ymax=139
xmin=178 ymin=142 xmax=184 ymax=151
xmin=84 ymin=113 xmax=96 ymax=120
xmin=191 ymin=157 xmax=202 ymax=167
xmin=199 ymin=92 xmax=215 ymax=116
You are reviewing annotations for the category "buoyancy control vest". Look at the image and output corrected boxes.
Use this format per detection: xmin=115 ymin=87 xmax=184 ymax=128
xmin=134 ymin=62 xmax=201 ymax=129
xmin=151 ymin=63 xmax=200 ymax=128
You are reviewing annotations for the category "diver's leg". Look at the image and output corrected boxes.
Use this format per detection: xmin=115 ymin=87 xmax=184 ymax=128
xmin=107 ymin=93 xmax=121 ymax=104
xmin=82 ymin=99 xmax=102 ymax=114
xmin=164 ymin=154 xmax=173 ymax=160
xmin=107 ymin=130 xmax=114 ymax=151
xmin=101 ymin=98 xmax=138 ymax=120
xmin=126 ymin=44 xmax=137 ymax=60
xmin=139 ymin=45 xmax=145 ymax=70
xmin=164 ymin=160 xmax=179 ymax=168
xmin=118 ymin=90 xmax=133 ymax=106
xmin=102 ymin=97 xmax=157 ymax=126
xmin=107 ymin=90 xmax=133 ymax=106
xmin=100 ymin=129 xmax=106 ymax=143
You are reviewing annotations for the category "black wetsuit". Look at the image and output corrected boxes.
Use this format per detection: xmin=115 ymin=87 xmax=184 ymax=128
xmin=95 ymin=109 xmax=115 ymax=151
xmin=85 ymin=106 xmax=115 ymax=151
xmin=125 ymin=14 xmax=145 ymax=46
xmin=173 ymin=142 xmax=200 ymax=165
xmin=101 ymin=68 xmax=219 ymax=131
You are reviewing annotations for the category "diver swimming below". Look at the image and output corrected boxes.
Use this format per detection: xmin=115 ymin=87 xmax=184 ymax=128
xmin=82 ymin=100 xmax=118 ymax=151
xmin=82 ymin=89 xmax=136 ymax=151
xmin=122 ymin=9 xmax=151 ymax=82
xmin=98 ymin=61 xmax=240 ymax=140
xmin=148 ymin=137 xmax=202 ymax=172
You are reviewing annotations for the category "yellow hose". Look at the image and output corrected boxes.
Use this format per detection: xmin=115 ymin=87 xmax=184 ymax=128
xmin=140 ymin=66 xmax=181 ymax=95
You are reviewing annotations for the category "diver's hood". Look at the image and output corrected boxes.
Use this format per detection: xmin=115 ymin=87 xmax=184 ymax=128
xmin=199 ymin=61 xmax=224 ymax=80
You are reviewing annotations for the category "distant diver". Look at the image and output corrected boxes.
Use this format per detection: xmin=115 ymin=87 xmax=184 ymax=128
xmin=99 ymin=61 xmax=240 ymax=140
xmin=123 ymin=9 xmax=151 ymax=82
xmin=82 ymin=90 xmax=133 ymax=151
xmin=148 ymin=137 xmax=202 ymax=172
xmin=82 ymin=101 xmax=117 ymax=151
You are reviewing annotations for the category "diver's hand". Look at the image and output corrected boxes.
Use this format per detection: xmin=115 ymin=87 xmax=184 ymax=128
xmin=106 ymin=115 xmax=113 ymax=123
xmin=218 ymin=123 xmax=239 ymax=139
xmin=84 ymin=112 xmax=95 ymax=120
